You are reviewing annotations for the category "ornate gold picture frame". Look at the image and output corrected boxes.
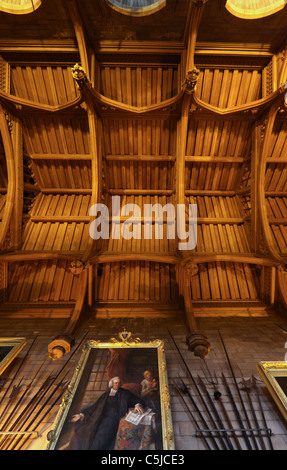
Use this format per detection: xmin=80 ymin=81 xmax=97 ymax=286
xmin=0 ymin=337 xmax=26 ymax=376
xmin=45 ymin=331 xmax=174 ymax=450
xmin=257 ymin=361 xmax=287 ymax=422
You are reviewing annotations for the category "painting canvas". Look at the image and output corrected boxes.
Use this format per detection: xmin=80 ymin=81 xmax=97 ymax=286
xmin=257 ymin=361 xmax=287 ymax=422
xmin=0 ymin=337 xmax=26 ymax=376
xmin=45 ymin=332 xmax=174 ymax=450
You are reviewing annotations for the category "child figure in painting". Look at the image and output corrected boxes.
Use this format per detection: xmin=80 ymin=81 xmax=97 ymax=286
xmin=141 ymin=370 xmax=158 ymax=402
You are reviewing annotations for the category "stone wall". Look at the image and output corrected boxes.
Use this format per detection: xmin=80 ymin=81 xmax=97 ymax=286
xmin=0 ymin=312 xmax=287 ymax=450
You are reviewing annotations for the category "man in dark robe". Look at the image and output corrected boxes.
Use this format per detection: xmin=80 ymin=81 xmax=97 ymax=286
xmin=68 ymin=377 xmax=145 ymax=450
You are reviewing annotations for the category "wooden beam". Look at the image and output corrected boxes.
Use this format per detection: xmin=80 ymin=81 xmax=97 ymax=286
xmin=10 ymin=119 xmax=23 ymax=250
xmin=108 ymin=189 xmax=174 ymax=195
xmin=30 ymin=153 xmax=92 ymax=161
xmin=250 ymin=124 xmax=261 ymax=252
xmin=41 ymin=188 xmax=92 ymax=194
xmin=67 ymin=0 xmax=91 ymax=80
xmin=258 ymin=103 xmax=286 ymax=262
xmin=185 ymin=190 xmax=236 ymax=196
xmin=105 ymin=155 xmax=175 ymax=162
xmin=185 ymin=156 xmax=246 ymax=163
xmin=0 ymin=106 xmax=15 ymax=249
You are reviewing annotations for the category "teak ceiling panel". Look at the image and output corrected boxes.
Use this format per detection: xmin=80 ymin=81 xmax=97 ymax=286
xmin=265 ymin=162 xmax=287 ymax=192
xmin=0 ymin=193 xmax=6 ymax=218
xmin=22 ymin=116 xmax=89 ymax=156
xmin=268 ymin=119 xmax=287 ymax=158
xmin=265 ymin=196 xmax=287 ymax=254
xmin=8 ymin=259 xmax=80 ymax=303
xmin=196 ymin=68 xmax=262 ymax=108
xmin=22 ymin=194 xmax=91 ymax=252
xmin=190 ymin=261 xmax=259 ymax=301
xmin=0 ymin=159 xmax=7 ymax=187
xmin=97 ymin=261 xmax=178 ymax=303
xmin=10 ymin=65 xmax=79 ymax=105
xmin=30 ymin=159 xmax=92 ymax=190
xmin=101 ymin=194 xmax=177 ymax=253
xmin=185 ymin=161 xmax=241 ymax=191
xmin=186 ymin=119 xmax=251 ymax=157
xmin=106 ymin=160 xmax=174 ymax=190
xmin=187 ymin=195 xmax=250 ymax=253
xmin=103 ymin=118 xmax=176 ymax=156
xmin=100 ymin=65 xmax=179 ymax=105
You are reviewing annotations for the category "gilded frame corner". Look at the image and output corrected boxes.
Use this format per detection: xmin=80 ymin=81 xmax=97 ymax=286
xmin=45 ymin=334 xmax=174 ymax=450
xmin=257 ymin=361 xmax=287 ymax=422
xmin=0 ymin=337 xmax=26 ymax=376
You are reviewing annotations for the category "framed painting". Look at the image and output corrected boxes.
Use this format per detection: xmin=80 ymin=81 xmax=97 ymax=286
xmin=45 ymin=330 xmax=174 ymax=450
xmin=257 ymin=361 xmax=287 ymax=422
xmin=0 ymin=337 xmax=26 ymax=376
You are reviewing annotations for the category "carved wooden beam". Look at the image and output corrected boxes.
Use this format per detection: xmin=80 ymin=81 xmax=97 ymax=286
xmin=71 ymin=64 xmax=103 ymax=262
xmin=48 ymin=263 xmax=88 ymax=360
xmin=0 ymin=106 xmax=15 ymax=249
xmin=10 ymin=119 xmax=23 ymax=250
xmin=68 ymin=0 xmax=91 ymax=81
xmin=0 ymin=89 xmax=83 ymax=117
xmin=177 ymin=259 xmax=210 ymax=358
xmin=257 ymin=101 xmax=286 ymax=263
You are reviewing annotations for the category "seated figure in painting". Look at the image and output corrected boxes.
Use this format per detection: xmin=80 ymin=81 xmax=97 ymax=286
xmin=113 ymin=369 xmax=162 ymax=450
xmin=68 ymin=376 xmax=145 ymax=450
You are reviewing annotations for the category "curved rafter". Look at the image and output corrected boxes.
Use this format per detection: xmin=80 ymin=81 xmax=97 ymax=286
xmin=0 ymin=105 xmax=15 ymax=249
xmin=257 ymin=99 xmax=287 ymax=264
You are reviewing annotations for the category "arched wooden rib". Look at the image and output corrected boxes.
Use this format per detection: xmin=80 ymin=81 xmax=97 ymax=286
xmin=0 ymin=105 xmax=15 ymax=249
xmin=62 ymin=266 xmax=88 ymax=337
xmin=257 ymin=101 xmax=286 ymax=263
xmin=184 ymin=0 xmax=207 ymax=75
xmin=82 ymin=107 xmax=102 ymax=262
xmin=0 ymin=89 xmax=83 ymax=115
xmin=277 ymin=266 xmax=287 ymax=309
xmin=48 ymin=266 xmax=88 ymax=360
xmin=92 ymin=252 xmax=180 ymax=265
xmin=68 ymin=0 xmax=91 ymax=80
xmin=90 ymin=86 xmax=184 ymax=115
xmin=0 ymin=252 xmax=75 ymax=262
xmin=191 ymin=254 xmax=280 ymax=267
xmin=190 ymin=84 xmax=287 ymax=117
xmin=279 ymin=54 xmax=287 ymax=87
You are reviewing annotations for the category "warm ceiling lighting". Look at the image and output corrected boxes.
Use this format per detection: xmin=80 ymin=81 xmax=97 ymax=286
xmin=225 ymin=0 xmax=286 ymax=19
xmin=0 ymin=0 xmax=41 ymax=14
xmin=106 ymin=0 xmax=166 ymax=17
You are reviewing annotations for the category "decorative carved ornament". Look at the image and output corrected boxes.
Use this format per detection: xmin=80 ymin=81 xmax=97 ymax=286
xmin=182 ymin=67 xmax=200 ymax=94
xmin=71 ymin=63 xmax=91 ymax=89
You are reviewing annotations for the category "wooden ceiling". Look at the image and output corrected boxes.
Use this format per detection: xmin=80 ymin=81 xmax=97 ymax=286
xmin=0 ymin=0 xmax=287 ymax=356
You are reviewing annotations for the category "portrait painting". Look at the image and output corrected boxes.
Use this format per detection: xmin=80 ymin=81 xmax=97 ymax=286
xmin=0 ymin=337 xmax=26 ymax=376
xmin=45 ymin=331 xmax=174 ymax=450
xmin=257 ymin=361 xmax=287 ymax=422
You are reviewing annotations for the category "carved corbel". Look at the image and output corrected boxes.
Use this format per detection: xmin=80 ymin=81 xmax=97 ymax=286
xmin=48 ymin=261 xmax=89 ymax=360
xmin=182 ymin=67 xmax=200 ymax=94
xmin=180 ymin=260 xmax=210 ymax=358
xmin=71 ymin=63 xmax=92 ymax=90
xmin=277 ymin=264 xmax=287 ymax=310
